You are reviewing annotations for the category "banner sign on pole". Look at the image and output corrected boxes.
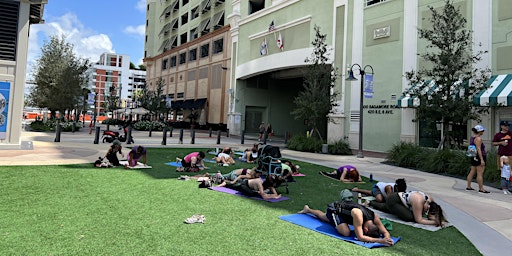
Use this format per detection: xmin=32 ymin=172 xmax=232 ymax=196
xmin=364 ymin=74 xmax=374 ymax=99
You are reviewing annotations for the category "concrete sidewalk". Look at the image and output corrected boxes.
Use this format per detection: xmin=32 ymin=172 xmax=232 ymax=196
xmin=1 ymin=127 xmax=511 ymax=255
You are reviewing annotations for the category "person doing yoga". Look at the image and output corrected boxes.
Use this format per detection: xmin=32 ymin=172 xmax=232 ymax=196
xmin=320 ymin=165 xmax=362 ymax=182
xmin=369 ymin=191 xmax=446 ymax=227
xmin=298 ymin=201 xmax=394 ymax=246
xmin=352 ymin=178 xmax=407 ymax=203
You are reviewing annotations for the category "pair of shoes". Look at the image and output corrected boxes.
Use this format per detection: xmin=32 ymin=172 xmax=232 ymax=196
xmin=503 ymin=190 xmax=509 ymax=194
xmin=184 ymin=214 xmax=205 ymax=224
xmin=465 ymin=187 xmax=474 ymax=191
xmin=478 ymin=190 xmax=490 ymax=194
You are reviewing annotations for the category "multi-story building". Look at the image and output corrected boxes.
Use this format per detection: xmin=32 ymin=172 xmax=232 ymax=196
xmin=227 ymin=0 xmax=512 ymax=153
xmin=145 ymin=0 xmax=512 ymax=153
xmin=144 ymin=0 xmax=231 ymax=128
xmin=0 ymin=0 xmax=47 ymax=148
xmin=88 ymin=53 xmax=146 ymax=115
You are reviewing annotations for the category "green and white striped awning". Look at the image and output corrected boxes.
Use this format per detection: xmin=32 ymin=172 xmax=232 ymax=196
xmin=473 ymin=74 xmax=512 ymax=106
xmin=397 ymin=80 xmax=438 ymax=108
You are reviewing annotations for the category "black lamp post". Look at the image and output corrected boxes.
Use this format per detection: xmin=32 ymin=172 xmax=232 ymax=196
xmin=346 ymin=64 xmax=374 ymax=158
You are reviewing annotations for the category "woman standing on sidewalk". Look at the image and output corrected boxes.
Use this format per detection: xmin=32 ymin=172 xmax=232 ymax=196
xmin=466 ymin=125 xmax=490 ymax=193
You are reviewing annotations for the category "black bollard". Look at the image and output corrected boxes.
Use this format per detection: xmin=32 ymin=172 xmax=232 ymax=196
xmin=54 ymin=123 xmax=62 ymax=142
xmin=284 ymin=131 xmax=289 ymax=144
xmin=209 ymin=127 xmax=212 ymax=137
xmin=226 ymin=128 xmax=230 ymax=137
xmin=93 ymin=126 xmax=101 ymax=144
xmin=216 ymin=130 xmax=221 ymax=144
xmin=107 ymin=124 xmax=110 ymax=131
xmin=241 ymin=130 xmax=245 ymax=145
xmin=162 ymin=127 xmax=167 ymax=145
xmin=72 ymin=122 xmax=76 ymax=133
xmin=126 ymin=126 xmax=133 ymax=144
xmin=263 ymin=131 xmax=268 ymax=144
xmin=179 ymin=129 xmax=184 ymax=144
xmin=149 ymin=124 xmax=152 ymax=137
xmin=191 ymin=129 xmax=195 ymax=144
xmin=169 ymin=126 xmax=173 ymax=137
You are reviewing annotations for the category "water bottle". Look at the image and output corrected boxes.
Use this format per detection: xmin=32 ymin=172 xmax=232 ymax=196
xmin=369 ymin=173 xmax=373 ymax=182
xmin=358 ymin=193 xmax=362 ymax=204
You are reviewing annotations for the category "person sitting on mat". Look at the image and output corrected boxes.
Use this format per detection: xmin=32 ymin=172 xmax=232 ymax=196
xmin=104 ymin=140 xmax=124 ymax=166
xmin=180 ymin=151 xmax=206 ymax=172
xmin=127 ymin=145 xmax=146 ymax=167
xmin=240 ymin=143 xmax=259 ymax=163
xmin=218 ymin=167 xmax=261 ymax=185
xmin=225 ymin=174 xmax=281 ymax=200
xmin=298 ymin=201 xmax=394 ymax=246
xmin=352 ymin=178 xmax=407 ymax=203
xmin=320 ymin=165 xmax=362 ymax=182
xmin=368 ymin=191 xmax=447 ymax=227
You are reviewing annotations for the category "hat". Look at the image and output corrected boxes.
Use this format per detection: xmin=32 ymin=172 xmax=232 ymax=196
xmin=500 ymin=121 xmax=510 ymax=126
xmin=474 ymin=125 xmax=486 ymax=132
xmin=112 ymin=139 xmax=121 ymax=146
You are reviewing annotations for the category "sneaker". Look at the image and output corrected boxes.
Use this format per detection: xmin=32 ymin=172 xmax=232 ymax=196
xmin=184 ymin=214 xmax=205 ymax=224
xmin=504 ymin=190 xmax=509 ymax=195
xmin=465 ymin=187 xmax=474 ymax=191
xmin=478 ymin=190 xmax=490 ymax=194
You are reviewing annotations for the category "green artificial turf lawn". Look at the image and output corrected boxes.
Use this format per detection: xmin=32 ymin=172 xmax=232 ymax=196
xmin=0 ymin=148 xmax=481 ymax=256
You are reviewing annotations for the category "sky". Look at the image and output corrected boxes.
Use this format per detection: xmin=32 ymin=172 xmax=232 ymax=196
xmin=27 ymin=0 xmax=147 ymax=76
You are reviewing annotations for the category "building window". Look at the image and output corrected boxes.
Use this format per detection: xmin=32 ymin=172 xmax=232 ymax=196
xmin=248 ymin=0 xmax=264 ymax=15
xmin=190 ymin=27 xmax=198 ymax=41
xmin=365 ymin=0 xmax=387 ymax=6
xmin=191 ymin=6 xmax=199 ymax=20
xmin=177 ymin=92 xmax=184 ymax=98
xmin=179 ymin=52 xmax=186 ymax=64
xmin=213 ymin=38 xmax=223 ymax=54
xmin=200 ymin=43 xmax=209 ymax=58
xmin=181 ymin=12 xmax=188 ymax=26
xmin=170 ymin=56 xmax=177 ymax=67
xmin=180 ymin=32 xmax=187 ymax=45
xmin=162 ymin=59 xmax=168 ymax=70
xmin=189 ymin=48 xmax=197 ymax=61
xmin=169 ymin=93 xmax=175 ymax=99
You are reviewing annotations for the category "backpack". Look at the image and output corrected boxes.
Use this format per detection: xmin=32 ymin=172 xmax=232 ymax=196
xmin=466 ymin=145 xmax=477 ymax=157
xmin=339 ymin=189 xmax=354 ymax=201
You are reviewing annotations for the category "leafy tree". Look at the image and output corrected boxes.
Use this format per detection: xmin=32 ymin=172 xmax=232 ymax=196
xmin=28 ymin=35 xmax=90 ymax=120
xmin=103 ymin=85 xmax=120 ymax=114
xmin=291 ymin=25 xmax=339 ymax=141
xmin=140 ymin=77 xmax=168 ymax=119
xmin=130 ymin=62 xmax=136 ymax=69
xmin=138 ymin=64 xmax=146 ymax=71
xmin=405 ymin=0 xmax=490 ymax=148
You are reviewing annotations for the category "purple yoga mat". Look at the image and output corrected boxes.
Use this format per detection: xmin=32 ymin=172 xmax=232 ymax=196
xmin=208 ymin=186 xmax=289 ymax=202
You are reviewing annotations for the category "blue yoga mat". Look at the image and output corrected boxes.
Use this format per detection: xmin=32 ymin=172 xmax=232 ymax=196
xmin=279 ymin=213 xmax=400 ymax=249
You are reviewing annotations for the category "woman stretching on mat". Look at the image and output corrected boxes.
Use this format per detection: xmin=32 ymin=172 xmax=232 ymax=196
xmin=298 ymin=201 xmax=394 ymax=246
xmin=218 ymin=167 xmax=261 ymax=186
xmin=127 ymin=145 xmax=146 ymax=167
xmin=369 ymin=191 xmax=446 ymax=227
xmin=179 ymin=151 xmax=206 ymax=172
xmin=214 ymin=152 xmax=235 ymax=166
xmin=225 ymin=174 xmax=281 ymax=200
xmin=320 ymin=165 xmax=362 ymax=182
xmin=352 ymin=178 xmax=407 ymax=203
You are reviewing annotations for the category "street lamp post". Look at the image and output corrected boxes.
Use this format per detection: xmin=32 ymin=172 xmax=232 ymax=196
xmin=346 ymin=64 xmax=374 ymax=158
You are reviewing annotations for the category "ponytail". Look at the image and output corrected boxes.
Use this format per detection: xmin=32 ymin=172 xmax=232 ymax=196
xmin=428 ymin=201 xmax=446 ymax=227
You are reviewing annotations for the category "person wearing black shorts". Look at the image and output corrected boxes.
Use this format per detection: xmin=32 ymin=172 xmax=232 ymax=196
xmin=467 ymin=125 xmax=490 ymax=193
